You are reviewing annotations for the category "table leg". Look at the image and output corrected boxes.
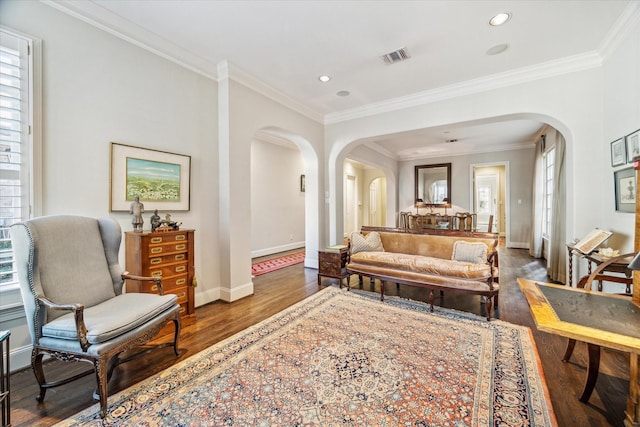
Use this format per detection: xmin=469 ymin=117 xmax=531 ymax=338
xmin=626 ymin=354 xmax=640 ymax=426
xmin=568 ymin=247 xmax=574 ymax=287
xmin=562 ymin=338 xmax=576 ymax=362
xmin=579 ymin=343 xmax=601 ymax=403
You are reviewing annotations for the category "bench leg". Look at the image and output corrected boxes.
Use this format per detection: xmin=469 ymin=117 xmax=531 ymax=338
xmin=485 ymin=296 xmax=493 ymax=320
xmin=429 ymin=290 xmax=434 ymax=312
xmin=380 ymin=281 xmax=385 ymax=301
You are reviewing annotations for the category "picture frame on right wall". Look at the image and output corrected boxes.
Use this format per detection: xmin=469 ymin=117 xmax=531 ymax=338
xmin=626 ymin=128 xmax=640 ymax=163
xmin=611 ymin=137 xmax=626 ymax=166
xmin=614 ymin=167 xmax=636 ymax=213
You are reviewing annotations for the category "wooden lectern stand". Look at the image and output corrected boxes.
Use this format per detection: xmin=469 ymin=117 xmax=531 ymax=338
xmin=626 ymin=158 xmax=640 ymax=427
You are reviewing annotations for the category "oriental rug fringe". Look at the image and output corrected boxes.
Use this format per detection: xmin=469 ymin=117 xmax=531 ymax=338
xmin=251 ymin=250 xmax=305 ymax=276
xmin=58 ymin=287 xmax=557 ymax=426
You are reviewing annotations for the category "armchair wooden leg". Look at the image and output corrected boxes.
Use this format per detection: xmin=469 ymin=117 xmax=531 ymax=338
xmin=32 ymin=352 xmax=47 ymax=403
xmin=94 ymin=358 xmax=109 ymax=419
xmin=172 ymin=317 xmax=181 ymax=357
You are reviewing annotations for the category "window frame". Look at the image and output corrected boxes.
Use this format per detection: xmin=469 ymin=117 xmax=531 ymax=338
xmin=0 ymin=26 xmax=42 ymax=297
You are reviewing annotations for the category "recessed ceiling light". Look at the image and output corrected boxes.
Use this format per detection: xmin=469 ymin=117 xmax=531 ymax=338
xmin=486 ymin=43 xmax=509 ymax=55
xmin=318 ymin=75 xmax=331 ymax=83
xmin=489 ymin=12 xmax=511 ymax=26
xmin=336 ymin=90 xmax=350 ymax=97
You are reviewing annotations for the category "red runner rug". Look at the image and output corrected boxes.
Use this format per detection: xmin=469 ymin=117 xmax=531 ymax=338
xmin=251 ymin=250 xmax=305 ymax=276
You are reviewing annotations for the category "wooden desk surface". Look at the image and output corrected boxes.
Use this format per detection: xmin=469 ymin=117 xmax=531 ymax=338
xmin=518 ymin=278 xmax=640 ymax=354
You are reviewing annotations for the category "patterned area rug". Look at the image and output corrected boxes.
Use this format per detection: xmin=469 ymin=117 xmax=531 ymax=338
xmin=57 ymin=287 xmax=557 ymax=426
xmin=251 ymin=251 xmax=305 ymax=276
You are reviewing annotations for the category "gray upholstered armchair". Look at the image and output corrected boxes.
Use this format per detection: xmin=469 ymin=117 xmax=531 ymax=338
xmin=11 ymin=215 xmax=181 ymax=418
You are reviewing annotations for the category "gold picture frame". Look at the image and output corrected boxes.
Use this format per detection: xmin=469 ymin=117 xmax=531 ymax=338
xmin=110 ymin=142 xmax=191 ymax=211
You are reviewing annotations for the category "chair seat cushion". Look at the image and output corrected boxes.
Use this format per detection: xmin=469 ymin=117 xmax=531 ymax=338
xmin=41 ymin=293 xmax=178 ymax=344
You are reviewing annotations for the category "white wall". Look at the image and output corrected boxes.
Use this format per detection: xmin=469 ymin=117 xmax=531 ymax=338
xmin=250 ymin=140 xmax=305 ymax=256
xmin=1 ymin=0 xmax=219 ymax=369
xmin=398 ymin=147 xmax=534 ymax=247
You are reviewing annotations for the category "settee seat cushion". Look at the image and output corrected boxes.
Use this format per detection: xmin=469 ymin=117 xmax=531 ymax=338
xmin=41 ymin=293 xmax=178 ymax=344
xmin=350 ymin=251 xmax=494 ymax=281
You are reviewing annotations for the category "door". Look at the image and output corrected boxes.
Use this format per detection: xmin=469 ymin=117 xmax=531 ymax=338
xmin=344 ymin=175 xmax=357 ymax=236
xmin=475 ymin=174 xmax=498 ymax=232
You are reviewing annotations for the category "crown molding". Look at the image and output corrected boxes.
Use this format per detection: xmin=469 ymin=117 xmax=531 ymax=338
xmin=325 ymin=52 xmax=603 ymax=125
xmin=253 ymin=129 xmax=298 ymax=150
xmin=225 ymin=64 xmax=324 ymax=123
xmin=42 ymin=0 xmax=218 ymax=80
xmin=599 ymin=1 xmax=640 ymax=60
xmin=360 ymin=142 xmax=398 ymax=161
xmin=397 ymin=142 xmax=536 ymax=162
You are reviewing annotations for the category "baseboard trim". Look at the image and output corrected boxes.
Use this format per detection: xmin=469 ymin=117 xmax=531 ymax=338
xmin=219 ymin=281 xmax=254 ymax=303
xmin=252 ymin=242 xmax=305 ymax=258
xmin=507 ymin=241 xmax=530 ymax=249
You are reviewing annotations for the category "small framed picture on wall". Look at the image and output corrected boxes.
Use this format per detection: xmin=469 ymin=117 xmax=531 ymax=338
xmin=610 ymin=138 xmax=626 ymax=166
xmin=626 ymin=129 xmax=640 ymax=163
xmin=614 ymin=167 xmax=636 ymax=213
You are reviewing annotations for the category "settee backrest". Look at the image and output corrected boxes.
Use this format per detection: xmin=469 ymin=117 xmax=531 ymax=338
xmin=372 ymin=231 xmax=497 ymax=261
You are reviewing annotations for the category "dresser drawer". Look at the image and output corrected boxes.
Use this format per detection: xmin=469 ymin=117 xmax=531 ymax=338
xmin=148 ymin=262 xmax=189 ymax=279
xmin=147 ymin=232 xmax=189 ymax=244
xmin=141 ymin=275 xmax=189 ymax=293
xmin=148 ymin=252 xmax=188 ymax=266
xmin=147 ymin=241 xmax=189 ymax=256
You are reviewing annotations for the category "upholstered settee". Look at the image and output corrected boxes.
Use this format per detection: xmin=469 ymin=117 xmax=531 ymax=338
xmin=346 ymin=227 xmax=499 ymax=319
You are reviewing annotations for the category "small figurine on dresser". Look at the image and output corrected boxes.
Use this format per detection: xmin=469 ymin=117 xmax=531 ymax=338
xmin=129 ymin=195 xmax=144 ymax=232
xmin=154 ymin=212 xmax=182 ymax=232
xmin=150 ymin=209 xmax=161 ymax=232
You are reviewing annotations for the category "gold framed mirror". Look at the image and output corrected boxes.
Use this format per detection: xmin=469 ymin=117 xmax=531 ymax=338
xmin=414 ymin=163 xmax=452 ymax=207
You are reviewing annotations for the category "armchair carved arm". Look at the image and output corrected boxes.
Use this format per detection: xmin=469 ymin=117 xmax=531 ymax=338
xmin=122 ymin=272 xmax=164 ymax=295
xmin=37 ymin=295 xmax=90 ymax=351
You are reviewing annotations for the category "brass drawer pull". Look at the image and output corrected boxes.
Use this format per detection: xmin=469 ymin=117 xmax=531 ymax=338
xmin=151 ymin=271 xmax=163 ymax=277
xmin=175 ymin=265 xmax=186 ymax=273
xmin=151 ymin=284 xmax=158 ymax=292
xmin=176 ymin=278 xmax=186 ymax=285
xmin=177 ymin=292 xmax=186 ymax=298
xmin=179 ymin=306 xmax=186 ymax=314
xmin=176 ymin=235 xmax=186 ymax=241
xmin=150 ymin=258 xmax=162 ymax=265
xmin=175 ymin=244 xmax=186 ymax=251
xmin=151 ymin=247 xmax=163 ymax=254
xmin=175 ymin=254 xmax=185 ymax=261
xmin=151 ymin=237 xmax=163 ymax=244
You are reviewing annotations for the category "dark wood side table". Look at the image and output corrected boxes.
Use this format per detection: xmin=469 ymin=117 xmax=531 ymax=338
xmin=0 ymin=330 xmax=9 ymax=427
xmin=567 ymin=244 xmax=632 ymax=290
xmin=318 ymin=245 xmax=350 ymax=288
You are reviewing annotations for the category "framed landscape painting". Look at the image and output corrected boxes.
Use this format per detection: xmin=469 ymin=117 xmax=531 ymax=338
xmin=110 ymin=142 xmax=191 ymax=211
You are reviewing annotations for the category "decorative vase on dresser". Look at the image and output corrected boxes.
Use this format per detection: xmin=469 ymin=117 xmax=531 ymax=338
xmin=125 ymin=229 xmax=196 ymax=330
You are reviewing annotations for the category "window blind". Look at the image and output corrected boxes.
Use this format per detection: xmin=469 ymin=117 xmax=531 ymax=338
xmin=0 ymin=31 xmax=30 ymax=288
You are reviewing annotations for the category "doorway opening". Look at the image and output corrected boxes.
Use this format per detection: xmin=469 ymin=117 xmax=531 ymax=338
xmin=471 ymin=163 xmax=507 ymax=240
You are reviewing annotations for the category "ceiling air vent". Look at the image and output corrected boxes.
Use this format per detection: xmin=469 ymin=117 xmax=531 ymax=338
xmin=381 ymin=47 xmax=410 ymax=64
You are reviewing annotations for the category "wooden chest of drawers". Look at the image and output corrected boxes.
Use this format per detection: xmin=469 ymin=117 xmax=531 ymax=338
xmin=125 ymin=229 xmax=195 ymax=324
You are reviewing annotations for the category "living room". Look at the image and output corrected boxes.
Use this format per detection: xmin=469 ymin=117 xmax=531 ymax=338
xmin=1 ymin=1 xmax=639 ymax=426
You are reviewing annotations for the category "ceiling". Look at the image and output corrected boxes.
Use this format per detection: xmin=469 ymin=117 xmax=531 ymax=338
xmin=51 ymin=0 xmax=633 ymax=160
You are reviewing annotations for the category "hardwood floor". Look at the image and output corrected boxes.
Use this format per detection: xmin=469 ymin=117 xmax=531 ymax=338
xmin=10 ymin=247 xmax=628 ymax=426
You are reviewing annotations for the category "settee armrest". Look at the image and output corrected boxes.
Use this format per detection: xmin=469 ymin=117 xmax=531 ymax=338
xmin=121 ymin=272 xmax=164 ymax=295
xmin=487 ymin=251 xmax=499 ymax=283
xmin=37 ymin=295 xmax=90 ymax=351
